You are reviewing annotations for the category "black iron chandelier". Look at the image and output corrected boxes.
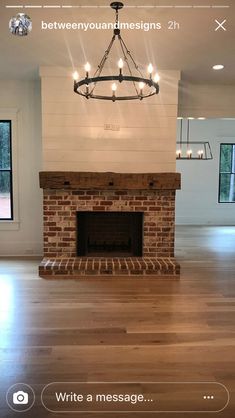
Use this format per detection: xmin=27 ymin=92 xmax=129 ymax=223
xmin=73 ymin=2 xmax=160 ymax=101
xmin=176 ymin=119 xmax=213 ymax=160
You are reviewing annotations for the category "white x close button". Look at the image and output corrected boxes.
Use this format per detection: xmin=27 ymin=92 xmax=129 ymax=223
xmin=215 ymin=19 xmax=227 ymax=31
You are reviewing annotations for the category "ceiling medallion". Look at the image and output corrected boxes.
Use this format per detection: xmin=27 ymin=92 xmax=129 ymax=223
xmin=73 ymin=2 xmax=160 ymax=101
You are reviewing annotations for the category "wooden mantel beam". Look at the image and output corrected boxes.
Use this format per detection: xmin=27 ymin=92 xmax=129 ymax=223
xmin=39 ymin=172 xmax=181 ymax=191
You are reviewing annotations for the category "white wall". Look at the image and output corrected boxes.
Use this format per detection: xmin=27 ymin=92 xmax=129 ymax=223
xmin=179 ymin=82 xmax=235 ymax=118
xmin=40 ymin=67 xmax=180 ymax=173
xmin=0 ymin=80 xmax=43 ymax=255
xmin=176 ymin=119 xmax=235 ymax=225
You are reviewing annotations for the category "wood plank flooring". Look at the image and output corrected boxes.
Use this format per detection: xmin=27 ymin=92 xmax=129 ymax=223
xmin=0 ymin=226 xmax=234 ymax=417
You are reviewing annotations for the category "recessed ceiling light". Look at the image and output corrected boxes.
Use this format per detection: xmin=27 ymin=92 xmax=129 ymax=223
xmin=198 ymin=117 xmax=206 ymax=120
xmin=213 ymin=64 xmax=224 ymax=70
xmin=187 ymin=117 xmax=195 ymax=120
xmin=177 ymin=117 xmax=183 ymax=120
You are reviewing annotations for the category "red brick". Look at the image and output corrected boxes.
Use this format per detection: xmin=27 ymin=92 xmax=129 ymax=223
xmin=148 ymin=207 xmax=161 ymax=211
xmin=129 ymin=201 xmax=142 ymax=206
xmin=100 ymin=201 xmax=113 ymax=206
xmin=92 ymin=206 xmax=106 ymax=211
xmin=86 ymin=191 xmax=100 ymax=196
xmin=58 ymin=211 xmax=71 ymax=216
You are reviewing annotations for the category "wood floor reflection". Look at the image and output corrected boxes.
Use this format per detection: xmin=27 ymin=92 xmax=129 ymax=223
xmin=0 ymin=226 xmax=234 ymax=418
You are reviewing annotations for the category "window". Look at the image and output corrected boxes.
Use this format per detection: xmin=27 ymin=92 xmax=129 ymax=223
xmin=0 ymin=121 xmax=13 ymax=219
xmin=219 ymin=143 xmax=235 ymax=203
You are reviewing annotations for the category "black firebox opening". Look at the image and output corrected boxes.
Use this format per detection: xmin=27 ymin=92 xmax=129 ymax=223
xmin=77 ymin=212 xmax=143 ymax=257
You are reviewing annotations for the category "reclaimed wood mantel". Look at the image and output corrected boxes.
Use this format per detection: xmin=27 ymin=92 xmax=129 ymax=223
xmin=39 ymin=172 xmax=181 ymax=190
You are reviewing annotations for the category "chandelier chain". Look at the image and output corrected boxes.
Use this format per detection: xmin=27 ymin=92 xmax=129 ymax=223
xmin=180 ymin=119 xmax=183 ymax=146
xmin=115 ymin=9 xmax=119 ymax=26
xmin=119 ymin=36 xmax=139 ymax=96
xmin=90 ymin=35 xmax=116 ymax=95
xmin=119 ymin=36 xmax=144 ymax=78
xmin=187 ymin=119 xmax=190 ymax=148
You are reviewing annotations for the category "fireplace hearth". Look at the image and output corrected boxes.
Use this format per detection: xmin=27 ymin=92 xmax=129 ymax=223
xmin=39 ymin=172 xmax=181 ymax=278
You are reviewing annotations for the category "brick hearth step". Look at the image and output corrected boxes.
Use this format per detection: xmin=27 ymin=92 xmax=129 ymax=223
xmin=39 ymin=257 xmax=180 ymax=278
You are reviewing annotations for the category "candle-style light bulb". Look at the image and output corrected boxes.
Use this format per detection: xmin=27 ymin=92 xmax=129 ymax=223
xmin=148 ymin=63 xmax=154 ymax=78
xmin=198 ymin=149 xmax=204 ymax=159
xmin=73 ymin=71 xmax=79 ymax=81
xmin=154 ymin=73 xmax=160 ymax=83
xmin=118 ymin=58 xmax=124 ymax=69
xmin=112 ymin=83 xmax=117 ymax=102
xmin=176 ymin=149 xmax=181 ymax=159
xmin=187 ymin=149 xmax=192 ymax=159
xmin=139 ymin=82 xmax=145 ymax=96
xmin=84 ymin=62 xmax=91 ymax=77
xmin=118 ymin=58 xmax=124 ymax=76
xmin=112 ymin=83 xmax=117 ymax=92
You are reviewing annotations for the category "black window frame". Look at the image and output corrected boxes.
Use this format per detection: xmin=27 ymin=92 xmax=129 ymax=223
xmin=0 ymin=120 xmax=14 ymax=220
xmin=218 ymin=143 xmax=235 ymax=204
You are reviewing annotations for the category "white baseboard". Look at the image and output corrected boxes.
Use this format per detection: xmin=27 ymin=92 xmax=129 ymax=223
xmin=0 ymin=241 xmax=43 ymax=256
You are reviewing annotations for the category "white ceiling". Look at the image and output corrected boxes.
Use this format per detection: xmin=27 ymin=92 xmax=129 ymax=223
xmin=0 ymin=0 xmax=234 ymax=84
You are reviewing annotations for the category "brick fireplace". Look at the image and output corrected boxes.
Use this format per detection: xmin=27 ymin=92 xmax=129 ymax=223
xmin=39 ymin=172 xmax=181 ymax=278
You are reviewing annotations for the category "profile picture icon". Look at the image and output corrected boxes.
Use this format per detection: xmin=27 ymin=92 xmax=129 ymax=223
xmin=9 ymin=13 xmax=32 ymax=36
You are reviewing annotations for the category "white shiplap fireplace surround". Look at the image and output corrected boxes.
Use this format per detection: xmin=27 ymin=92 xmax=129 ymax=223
xmin=39 ymin=68 xmax=181 ymax=278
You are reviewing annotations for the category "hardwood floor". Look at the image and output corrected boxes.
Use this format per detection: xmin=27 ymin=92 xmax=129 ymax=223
xmin=0 ymin=226 xmax=234 ymax=417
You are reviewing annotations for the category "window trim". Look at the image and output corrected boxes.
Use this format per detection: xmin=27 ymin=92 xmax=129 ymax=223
xmin=0 ymin=109 xmax=20 ymax=229
xmin=218 ymin=143 xmax=235 ymax=204
xmin=0 ymin=120 xmax=13 ymax=220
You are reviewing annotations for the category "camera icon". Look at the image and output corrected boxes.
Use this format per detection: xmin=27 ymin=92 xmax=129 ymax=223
xmin=13 ymin=391 xmax=29 ymax=405
xmin=7 ymin=383 xmax=35 ymax=412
